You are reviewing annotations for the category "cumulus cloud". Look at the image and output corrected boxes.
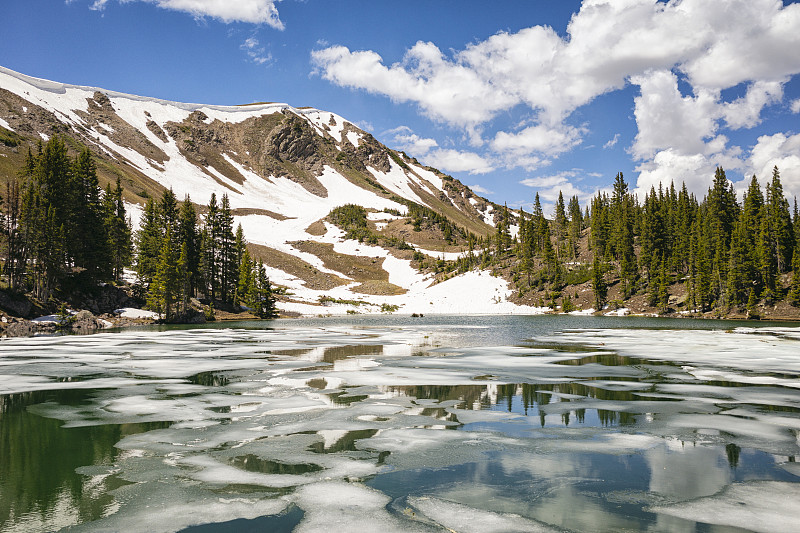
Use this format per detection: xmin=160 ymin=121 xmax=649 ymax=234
xmin=387 ymin=126 xmax=439 ymax=155
xmin=629 ymin=70 xmax=720 ymax=161
xmin=311 ymin=43 xmax=516 ymax=132
xmin=747 ymin=132 xmax=800 ymax=200
xmin=89 ymin=0 xmax=284 ymax=28
xmin=468 ymin=184 xmax=494 ymax=195
xmin=491 ymin=124 xmax=583 ymax=158
xmin=520 ymin=170 xmax=598 ymax=211
xmin=384 ymin=127 xmax=493 ymax=174
xmin=721 ymin=80 xmax=784 ymax=129
xmin=423 ymin=149 xmax=495 ymax=175
xmin=312 ymin=0 xmax=800 ymax=184
xmin=791 ymin=99 xmax=800 ymax=114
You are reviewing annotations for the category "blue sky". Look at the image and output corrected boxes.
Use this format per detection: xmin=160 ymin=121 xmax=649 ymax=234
xmin=3 ymin=0 xmax=800 ymax=213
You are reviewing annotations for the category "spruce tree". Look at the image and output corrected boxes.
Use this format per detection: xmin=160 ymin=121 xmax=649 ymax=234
xmin=149 ymin=225 xmax=180 ymax=321
xmin=70 ymin=148 xmax=111 ymax=282
xmin=218 ymin=194 xmax=237 ymax=303
xmin=202 ymin=193 xmax=220 ymax=300
xmin=592 ymin=256 xmax=607 ymax=311
xmin=236 ymin=248 xmax=253 ymax=308
xmin=251 ymin=261 xmax=277 ymax=318
xmin=135 ymin=197 xmax=161 ymax=288
xmin=789 ymin=249 xmax=800 ymax=307
xmin=104 ymin=177 xmax=132 ymax=281
xmin=178 ymin=196 xmax=200 ymax=296
xmin=757 ymin=211 xmax=777 ymax=302
xmin=766 ymin=166 xmax=794 ymax=273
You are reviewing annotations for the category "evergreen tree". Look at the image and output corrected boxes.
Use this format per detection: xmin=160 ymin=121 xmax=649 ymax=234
xmin=252 ymin=261 xmax=277 ymax=318
xmin=135 ymin=197 xmax=161 ymax=287
xmin=201 ymin=193 xmax=220 ymax=300
xmin=766 ymin=166 xmax=794 ymax=273
xmin=149 ymin=225 xmax=180 ymax=321
xmin=727 ymin=214 xmax=751 ymax=308
xmin=789 ymin=248 xmax=800 ymax=307
xmin=178 ymin=196 xmax=200 ymax=296
xmin=236 ymin=248 xmax=254 ymax=308
xmin=757 ymin=210 xmax=777 ymax=302
xmin=592 ymin=256 xmax=607 ymax=311
xmin=103 ymin=177 xmax=132 ymax=281
xmin=3 ymin=177 xmax=24 ymax=291
xmin=567 ymin=195 xmax=582 ymax=259
xmin=218 ymin=194 xmax=237 ymax=302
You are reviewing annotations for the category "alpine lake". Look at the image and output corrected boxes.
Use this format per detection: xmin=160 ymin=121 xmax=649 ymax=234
xmin=2 ymin=315 xmax=800 ymax=533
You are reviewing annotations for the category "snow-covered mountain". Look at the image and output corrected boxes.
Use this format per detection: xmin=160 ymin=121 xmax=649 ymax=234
xmin=0 ymin=66 xmax=539 ymax=315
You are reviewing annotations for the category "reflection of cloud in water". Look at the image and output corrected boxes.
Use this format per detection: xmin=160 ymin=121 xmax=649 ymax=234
xmin=646 ymin=442 xmax=730 ymax=500
xmin=0 ymin=322 xmax=798 ymax=532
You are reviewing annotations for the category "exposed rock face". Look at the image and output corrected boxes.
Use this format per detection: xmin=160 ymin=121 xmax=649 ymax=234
xmin=76 ymin=91 xmax=169 ymax=165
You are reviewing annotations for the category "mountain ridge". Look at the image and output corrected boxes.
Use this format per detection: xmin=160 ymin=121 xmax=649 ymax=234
xmin=0 ymin=65 xmax=539 ymax=316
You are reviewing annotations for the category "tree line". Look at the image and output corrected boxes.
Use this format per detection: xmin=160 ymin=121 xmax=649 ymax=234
xmin=504 ymin=167 xmax=800 ymax=314
xmin=1 ymin=136 xmax=276 ymax=321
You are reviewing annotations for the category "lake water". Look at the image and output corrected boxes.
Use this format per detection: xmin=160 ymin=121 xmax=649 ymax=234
xmin=1 ymin=315 xmax=799 ymax=532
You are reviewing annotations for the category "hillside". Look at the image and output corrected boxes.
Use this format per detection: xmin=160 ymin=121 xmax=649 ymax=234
xmin=0 ymin=66 xmax=542 ymax=316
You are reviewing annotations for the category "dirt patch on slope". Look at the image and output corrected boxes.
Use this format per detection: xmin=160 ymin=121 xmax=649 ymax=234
xmin=248 ymin=243 xmax=348 ymax=291
xmin=350 ymin=280 xmax=406 ymax=296
xmin=290 ymin=240 xmax=389 ymax=282
xmin=305 ymin=220 xmax=327 ymax=236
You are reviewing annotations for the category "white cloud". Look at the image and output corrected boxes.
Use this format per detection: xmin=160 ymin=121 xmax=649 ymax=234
xmin=89 ymin=0 xmax=284 ymax=28
xmin=312 ymin=0 xmax=800 ymax=181
xmin=491 ymin=123 xmax=582 ymax=158
xmin=604 ymin=133 xmax=620 ymax=149
xmin=310 ymin=43 xmax=516 ymax=131
xmin=468 ymin=184 xmax=494 ymax=195
xmin=630 ymin=70 xmax=721 ymax=161
xmin=791 ymin=99 xmax=800 ymax=114
xmin=520 ymin=170 xmax=598 ymax=210
xmin=388 ymin=128 xmax=439 ymax=156
xmin=747 ymin=132 xmax=800 ymax=201
xmin=422 ymin=149 xmax=495 ymax=175
xmin=241 ymin=37 xmax=272 ymax=65
xmin=721 ymin=80 xmax=784 ymax=129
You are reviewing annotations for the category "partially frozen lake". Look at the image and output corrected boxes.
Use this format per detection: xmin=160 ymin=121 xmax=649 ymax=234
xmin=1 ymin=315 xmax=799 ymax=532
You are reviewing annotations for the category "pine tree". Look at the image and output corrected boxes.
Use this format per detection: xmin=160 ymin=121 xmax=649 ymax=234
xmin=149 ymin=225 xmax=180 ymax=321
xmin=236 ymin=248 xmax=253 ymax=307
xmin=135 ymin=197 xmax=161 ymax=287
xmin=727 ymin=214 xmax=751 ymax=308
xmin=104 ymin=177 xmax=132 ymax=281
xmin=789 ymin=248 xmax=800 ymax=307
xmin=218 ymin=194 xmax=237 ymax=302
xmin=202 ymin=193 xmax=220 ymax=300
xmin=251 ymin=261 xmax=277 ymax=318
xmin=766 ymin=166 xmax=794 ymax=273
xmin=178 ymin=196 xmax=200 ymax=296
xmin=757 ymin=210 xmax=777 ymax=302
xmin=567 ymin=195 xmax=582 ymax=259
xmin=747 ymin=288 xmax=760 ymax=319
xmin=3 ymin=177 xmax=24 ymax=291
xmin=592 ymin=256 xmax=607 ymax=311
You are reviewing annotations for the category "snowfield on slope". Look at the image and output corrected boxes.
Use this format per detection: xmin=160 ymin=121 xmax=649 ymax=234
xmin=0 ymin=66 xmax=532 ymax=316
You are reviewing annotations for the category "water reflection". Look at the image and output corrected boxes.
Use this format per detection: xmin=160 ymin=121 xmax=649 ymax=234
xmin=0 ymin=389 xmax=169 ymax=531
xmin=1 ymin=317 xmax=799 ymax=532
xmin=389 ymin=383 xmax=657 ymax=428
